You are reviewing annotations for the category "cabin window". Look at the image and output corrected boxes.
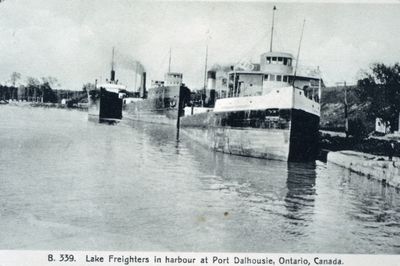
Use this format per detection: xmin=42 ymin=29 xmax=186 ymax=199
xmin=278 ymin=57 xmax=283 ymax=64
xmin=270 ymin=74 xmax=275 ymax=81
xmin=264 ymin=74 xmax=269 ymax=80
xmin=272 ymin=57 xmax=277 ymax=64
xmin=288 ymin=59 xmax=292 ymax=66
xmin=266 ymin=56 xmax=271 ymax=63
xmin=283 ymin=76 xmax=288 ymax=82
xmin=283 ymin=58 xmax=288 ymax=65
xmin=277 ymin=75 xmax=282 ymax=82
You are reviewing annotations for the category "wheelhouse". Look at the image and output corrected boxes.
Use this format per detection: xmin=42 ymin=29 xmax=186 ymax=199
xmin=216 ymin=51 xmax=322 ymax=104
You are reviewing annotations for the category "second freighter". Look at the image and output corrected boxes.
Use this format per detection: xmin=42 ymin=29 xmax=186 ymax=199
xmin=123 ymin=71 xmax=190 ymax=126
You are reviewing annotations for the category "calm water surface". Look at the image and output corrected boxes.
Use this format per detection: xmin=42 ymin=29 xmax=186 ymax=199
xmin=0 ymin=105 xmax=399 ymax=253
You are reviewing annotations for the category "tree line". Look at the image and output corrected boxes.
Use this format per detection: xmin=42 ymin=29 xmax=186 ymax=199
xmin=356 ymin=63 xmax=400 ymax=133
xmin=0 ymin=72 xmax=87 ymax=103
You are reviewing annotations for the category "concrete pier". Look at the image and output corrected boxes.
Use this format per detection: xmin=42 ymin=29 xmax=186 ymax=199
xmin=327 ymin=150 xmax=400 ymax=188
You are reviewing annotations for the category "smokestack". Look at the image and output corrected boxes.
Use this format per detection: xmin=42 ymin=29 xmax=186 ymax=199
xmin=206 ymin=70 xmax=216 ymax=106
xmin=207 ymin=70 xmax=216 ymax=90
xmin=140 ymin=72 xmax=146 ymax=98
xmin=110 ymin=69 xmax=115 ymax=82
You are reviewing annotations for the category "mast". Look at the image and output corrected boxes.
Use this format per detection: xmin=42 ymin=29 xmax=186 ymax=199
xmin=269 ymin=6 xmax=277 ymax=52
xmin=203 ymin=45 xmax=208 ymax=103
xmin=292 ymin=19 xmax=306 ymax=85
xmin=134 ymin=62 xmax=138 ymax=92
xmin=318 ymin=66 xmax=322 ymax=102
xmin=344 ymin=81 xmax=348 ymax=138
xmin=168 ymin=47 xmax=172 ymax=73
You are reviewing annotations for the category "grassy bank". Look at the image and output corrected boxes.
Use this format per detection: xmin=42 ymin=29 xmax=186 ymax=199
xmin=320 ymin=86 xmax=374 ymax=135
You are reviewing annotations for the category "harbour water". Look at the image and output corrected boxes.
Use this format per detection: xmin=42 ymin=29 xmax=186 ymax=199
xmin=0 ymin=105 xmax=399 ymax=253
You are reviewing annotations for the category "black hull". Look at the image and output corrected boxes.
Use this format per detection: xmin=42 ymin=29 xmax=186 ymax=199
xmin=288 ymin=109 xmax=320 ymax=161
xmin=99 ymin=88 xmax=123 ymax=120
xmin=88 ymin=88 xmax=123 ymax=123
xmin=180 ymin=108 xmax=319 ymax=162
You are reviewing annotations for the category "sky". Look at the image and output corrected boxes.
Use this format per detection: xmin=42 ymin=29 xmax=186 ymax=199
xmin=1 ymin=0 xmax=400 ymax=91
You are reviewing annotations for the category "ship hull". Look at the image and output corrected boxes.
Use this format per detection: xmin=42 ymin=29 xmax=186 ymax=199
xmin=123 ymin=85 xmax=189 ymax=126
xmin=88 ymin=88 xmax=123 ymax=123
xmin=180 ymin=108 xmax=319 ymax=162
xmin=124 ymin=84 xmax=320 ymax=161
xmin=123 ymin=99 xmax=179 ymax=126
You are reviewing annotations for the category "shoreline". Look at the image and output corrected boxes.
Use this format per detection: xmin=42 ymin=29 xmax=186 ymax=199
xmin=321 ymin=131 xmax=400 ymax=188
xmin=2 ymin=101 xmax=88 ymax=111
xmin=327 ymin=150 xmax=400 ymax=189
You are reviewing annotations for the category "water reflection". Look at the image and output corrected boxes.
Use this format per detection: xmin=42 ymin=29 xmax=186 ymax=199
xmin=339 ymin=169 xmax=400 ymax=232
xmin=283 ymin=163 xmax=316 ymax=235
xmin=180 ymin=133 xmax=317 ymax=222
xmin=100 ymin=120 xmax=400 ymax=253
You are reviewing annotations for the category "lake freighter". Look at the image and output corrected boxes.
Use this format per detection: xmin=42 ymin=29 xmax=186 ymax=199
xmin=180 ymin=54 xmax=322 ymax=161
xmin=122 ymin=48 xmax=191 ymax=126
xmin=123 ymin=71 xmax=190 ymax=126
xmin=88 ymin=48 xmax=126 ymax=123
xmin=179 ymin=8 xmax=322 ymax=161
